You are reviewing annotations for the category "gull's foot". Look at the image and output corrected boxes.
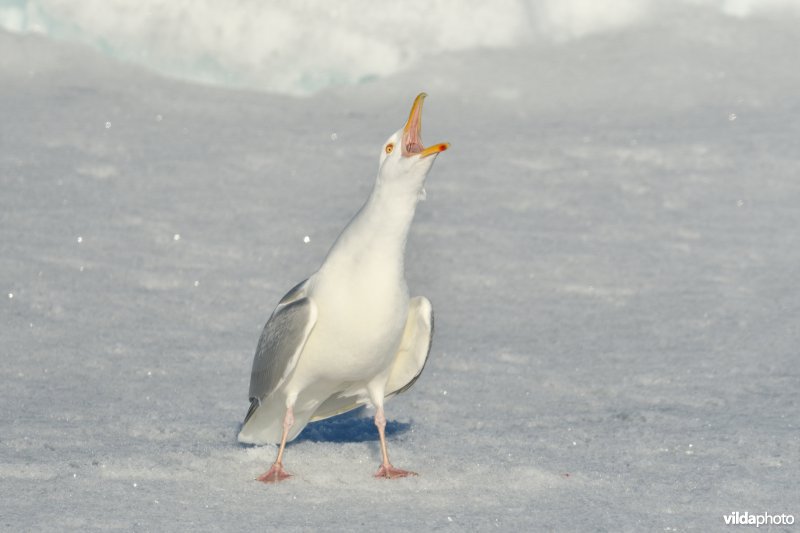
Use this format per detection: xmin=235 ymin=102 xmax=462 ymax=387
xmin=374 ymin=464 xmax=418 ymax=479
xmin=256 ymin=462 xmax=292 ymax=483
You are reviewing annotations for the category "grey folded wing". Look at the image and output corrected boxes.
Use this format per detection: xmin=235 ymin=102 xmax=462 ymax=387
xmin=246 ymin=280 xmax=318 ymax=410
xmin=385 ymin=295 xmax=433 ymax=398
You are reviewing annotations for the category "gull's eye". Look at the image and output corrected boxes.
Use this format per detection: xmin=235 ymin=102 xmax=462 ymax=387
xmin=385 ymin=143 xmax=394 ymax=154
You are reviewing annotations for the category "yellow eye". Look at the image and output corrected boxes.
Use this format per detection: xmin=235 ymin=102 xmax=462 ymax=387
xmin=385 ymin=143 xmax=394 ymax=154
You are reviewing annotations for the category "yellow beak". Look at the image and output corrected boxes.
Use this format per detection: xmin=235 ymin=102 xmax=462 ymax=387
xmin=402 ymin=93 xmax=449 ymax=158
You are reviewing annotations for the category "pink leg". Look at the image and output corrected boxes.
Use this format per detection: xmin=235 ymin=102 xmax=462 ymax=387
xmin=373 ymin=407 xmax=417 ymax=479
xmin=256 ymin=407 xmax=294 ymax=483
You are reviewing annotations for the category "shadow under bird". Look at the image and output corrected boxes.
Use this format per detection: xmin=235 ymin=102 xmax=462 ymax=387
xmin=238 ymin=93 xmax=449 ymax=482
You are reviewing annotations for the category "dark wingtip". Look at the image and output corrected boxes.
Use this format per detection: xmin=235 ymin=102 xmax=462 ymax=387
xmin=242 ymin=397 xmax=261 ymax=426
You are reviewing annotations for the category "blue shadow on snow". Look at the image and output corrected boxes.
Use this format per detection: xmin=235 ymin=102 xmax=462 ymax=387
xmin=293 ymin=406 xmax=411 ymax=444
xmin=235 ymin=406 xmax=411 ymax=446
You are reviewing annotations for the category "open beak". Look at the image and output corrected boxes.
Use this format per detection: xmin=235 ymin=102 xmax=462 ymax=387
xmin=402 ymin=93 xmax=449 ymax=158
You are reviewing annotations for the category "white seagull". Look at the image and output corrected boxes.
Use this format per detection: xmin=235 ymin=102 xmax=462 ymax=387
xmin=238 ymin=93 xmax=448 ymax=482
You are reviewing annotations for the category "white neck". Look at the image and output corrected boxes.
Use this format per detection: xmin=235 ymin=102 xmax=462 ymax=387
xmin=321 ymin=175 xmax=423 ymax=277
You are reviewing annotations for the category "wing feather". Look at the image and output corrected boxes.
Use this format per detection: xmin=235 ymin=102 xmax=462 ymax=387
xmin=385 ymin=296 xmax=433 ymax=398
xmin=246 ymin=280 xmax=318 ymax=405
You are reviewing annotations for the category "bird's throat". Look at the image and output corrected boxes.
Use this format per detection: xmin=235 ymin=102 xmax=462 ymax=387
xmin=323 ymin=180 xmax=421 ymax=279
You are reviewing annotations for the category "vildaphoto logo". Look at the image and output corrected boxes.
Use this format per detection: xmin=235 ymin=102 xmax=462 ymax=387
xmin=723 ymin=511 xmax=795 ymax=527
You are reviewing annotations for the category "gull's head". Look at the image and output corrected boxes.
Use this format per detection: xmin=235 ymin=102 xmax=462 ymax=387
xmin=377 ymin=93 xmax=449 ymax=187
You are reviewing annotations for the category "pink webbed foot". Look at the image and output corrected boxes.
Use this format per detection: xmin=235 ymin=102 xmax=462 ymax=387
xmin=374 ymin=463 xmax=418 ymax=479
xmin=256 ymin=462 xmax=293 ymax=483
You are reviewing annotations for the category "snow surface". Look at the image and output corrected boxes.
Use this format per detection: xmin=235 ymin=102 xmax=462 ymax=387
xmin=1 ymin=3 xmax=799 ymax=532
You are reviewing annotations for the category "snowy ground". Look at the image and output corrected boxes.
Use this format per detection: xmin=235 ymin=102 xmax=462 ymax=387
xmin=1 ymin=4 xmax=799 ymax=532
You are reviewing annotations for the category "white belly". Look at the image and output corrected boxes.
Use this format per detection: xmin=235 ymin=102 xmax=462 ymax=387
xmin=286 ymin=270 xmax=409 ymax=393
